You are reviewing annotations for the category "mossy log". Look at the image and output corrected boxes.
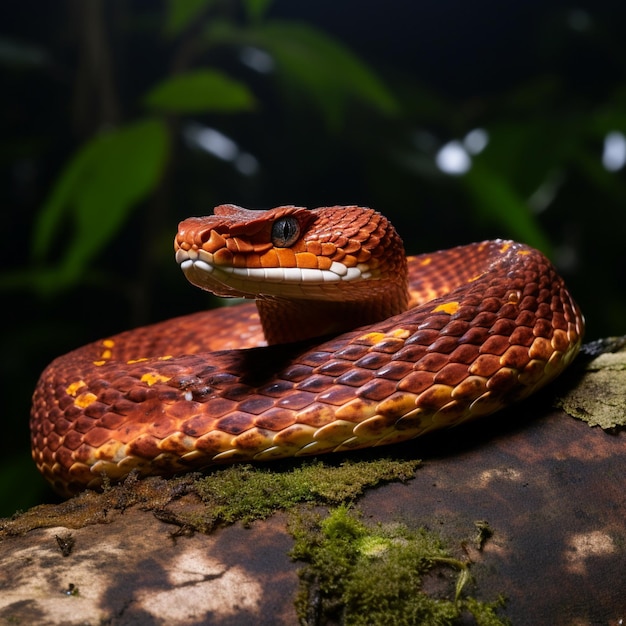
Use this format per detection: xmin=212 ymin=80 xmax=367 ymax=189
xmin=1 ymin=339 xmax=625 ymax=625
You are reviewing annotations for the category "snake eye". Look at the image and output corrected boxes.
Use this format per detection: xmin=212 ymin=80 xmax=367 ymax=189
xmin=271 ymin=216 xmax=301 ymax=247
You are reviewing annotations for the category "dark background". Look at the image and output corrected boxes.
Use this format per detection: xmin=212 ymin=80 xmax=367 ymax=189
xmin=2 ymin=0 xmax=625 ymax=515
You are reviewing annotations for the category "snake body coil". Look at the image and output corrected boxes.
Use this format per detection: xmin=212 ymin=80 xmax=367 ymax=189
xmin=31 ymin=205 xmax=584 ymax=496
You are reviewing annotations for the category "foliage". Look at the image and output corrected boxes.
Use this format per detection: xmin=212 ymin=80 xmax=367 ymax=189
xmin=29 ymin=119 xmax=169 ymax=292
xmin=3 ymin=1 xmax=626 ymax=322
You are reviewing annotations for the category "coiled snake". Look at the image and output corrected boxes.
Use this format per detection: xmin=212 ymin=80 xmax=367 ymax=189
xmin=31 ymin=205 xmax=584 ymax=496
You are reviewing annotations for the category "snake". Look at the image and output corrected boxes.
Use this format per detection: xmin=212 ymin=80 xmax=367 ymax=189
xmin=30 ymin=205 xmax=584 ymax=496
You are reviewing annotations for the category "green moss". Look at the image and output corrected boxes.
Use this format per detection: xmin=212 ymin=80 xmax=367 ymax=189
xmin=192 ymin=457 xmax=420 ymax=529
xmin=1 ymin=458 xmax=419 ymax=537
xmin=290 ymin=506 xmax=509 ymax=626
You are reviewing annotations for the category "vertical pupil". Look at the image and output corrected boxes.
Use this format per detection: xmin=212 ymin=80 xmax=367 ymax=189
xmin=272 ymin=217 xmax=300 ymax=246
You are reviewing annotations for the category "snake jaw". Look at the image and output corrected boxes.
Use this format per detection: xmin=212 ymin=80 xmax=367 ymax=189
xmin=176 ymin=247 xmax=373 ymax=299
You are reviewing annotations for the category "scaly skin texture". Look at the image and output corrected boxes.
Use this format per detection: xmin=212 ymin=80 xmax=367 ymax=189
xmin=30 ymin=206 xmax=584 ymax=496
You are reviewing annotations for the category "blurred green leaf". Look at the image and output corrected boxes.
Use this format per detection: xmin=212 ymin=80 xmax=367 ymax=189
xmin=463 ymin=159 xmax=552 ymax=254
xmin=144 ymin=69 xmax=256 ymax=113
xmin=479 ymin=120 xmax=577 ymax=199
xmin=165 ymin=0 xmax=214 ymax=37
xmin=587 ymin=89 xmax=626 ymax=136
xmin=31 ymin=118 xmax=169 ymax=288
xmin=252 ymin=21 xmax=399 ymax=128
xmin=243 ymin=0 xmax=274 ymax=22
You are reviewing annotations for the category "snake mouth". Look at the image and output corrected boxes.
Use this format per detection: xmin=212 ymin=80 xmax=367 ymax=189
xmin=175 ymin=247 xmax=372 ymax=300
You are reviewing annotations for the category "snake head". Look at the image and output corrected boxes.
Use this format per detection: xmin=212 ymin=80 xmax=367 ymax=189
xmin=174 ymin=204 xmax=408 ymax=303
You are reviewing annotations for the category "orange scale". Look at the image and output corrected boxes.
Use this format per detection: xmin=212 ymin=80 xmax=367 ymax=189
xmin=81 ymin=428 xmax=111 ymax=448
xmin=331 ymin=249 xmax=346 ymax=262
xmin=127 ymin=433 xmax=161 ymax=459
xmin=318 ymin=385 xmax=358 ymax=406
xmin=276 ymin=390 xmax=317 ymax=410
xmin=55 ymin=446 xmax=77 ymax=470
xmin=356 ymin=248 xmax=372 ymax=263
xmin=180 ymin=414 xmax=218 ymax=437
xmin=254 ymin=409 xmax=297 ymax=431
xmin=332 ymin=235 xmax=348 ymax=248
xmin=215 ymin=411 xmax=257 ymax=435
xmin=306 ymin=241 xmax=322 ymax=255
xmin=295 ymin=402 xmax=336 ymax=428
xmin=275 ymin=247 xmax=296 ymax=267
xmin=194 ymin=430 xmax=233 ymax=455
xmin=62 ymin=429 xmax=84 ymax=451
xmin=318 ymin=256 xmax=332 ymax=270
xmin=295 ymin=252 xmax=319 ymax=268
xmin=213 ymin=248 xmax=233 ymax=265
xmin=147 ymin=416 xmax=177 ymax=439
xmin=260 ymin=249 xmax=279 ymax=267
xmin=343 ymin=240 xmax=361 ymax=254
